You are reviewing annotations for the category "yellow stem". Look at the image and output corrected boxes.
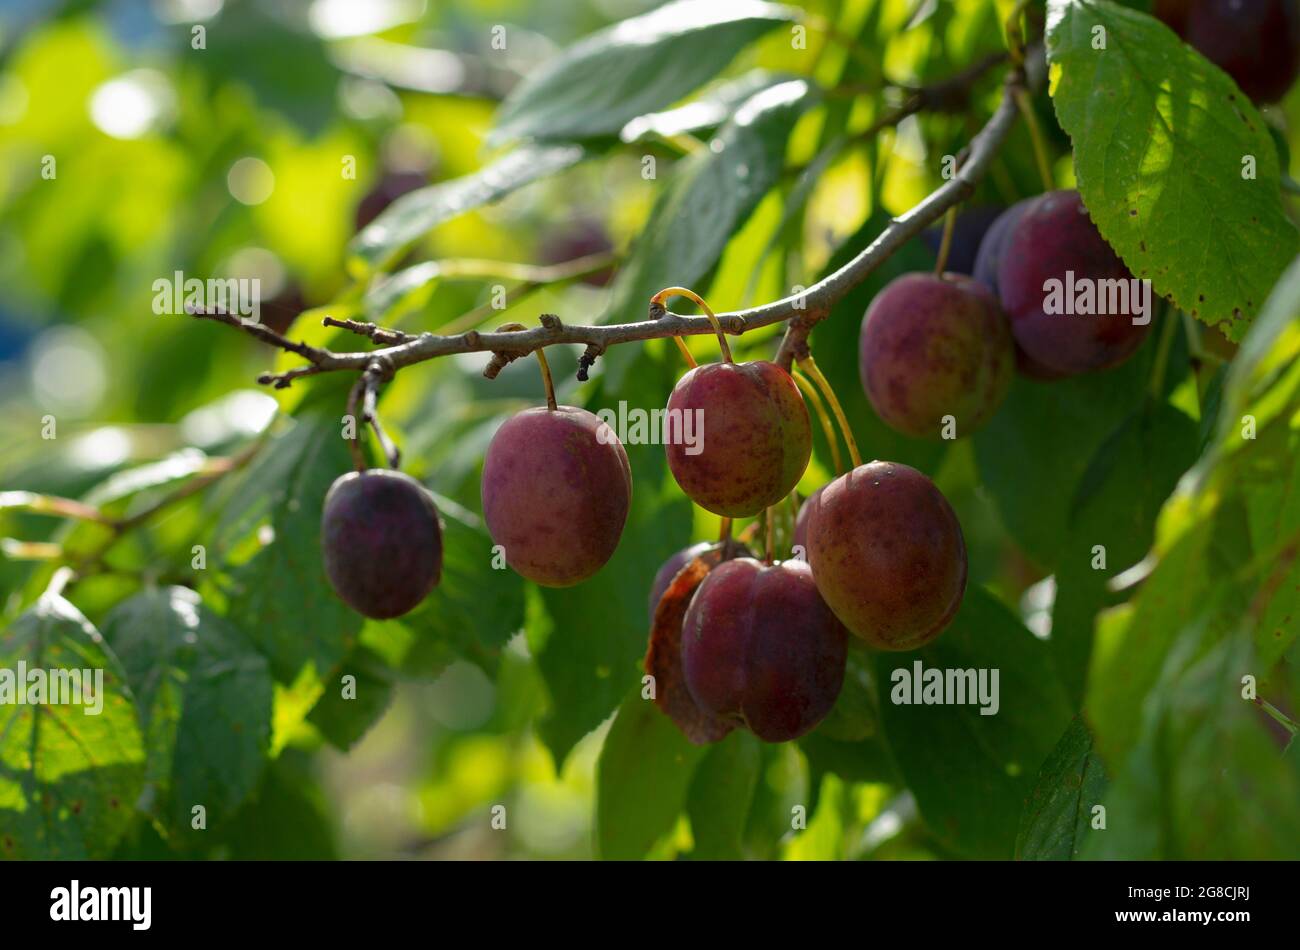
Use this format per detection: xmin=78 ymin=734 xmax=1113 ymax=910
xmin=499 ymin=322 xmax=558 ymax=411
xmin=797 ymin=354 xmax=862 ymax=468
xmin=1014 ymin=87 xmax=1054 ymax=192
xmin=934 ymin=206 xmax=958 ymax=276
xmin=651 ymin=287 xmax=733 ymax=363
xmin=792 ymin=369 xmax=843 ymax=474
xmin=673 ymin=336 xmax=699 ymax=368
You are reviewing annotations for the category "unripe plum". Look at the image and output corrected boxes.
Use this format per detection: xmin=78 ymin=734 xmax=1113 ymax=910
xmin=996 ymin=190 xmax=1152 ymax=378
xmin=665 ymin=361 xmax=811 ymax=518
xmin=805 ymin=461 xmax=966 ymax=651
xmin=859 ymin=272 xmax=1014 ymax=439
xmin=321 ymin=469 xmax=443 ymax=619
xmin=682 ymin=557 xmax=847 ymax=742
xmin=1154 ymin=0 xmax=1300 ymax=103
xmin=481 ymin=406 xmax=631 ymax=587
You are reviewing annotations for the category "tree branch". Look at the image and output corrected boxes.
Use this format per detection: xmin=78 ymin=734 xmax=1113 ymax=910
xmin=193 ymin=63 xmax=1029 ymax=386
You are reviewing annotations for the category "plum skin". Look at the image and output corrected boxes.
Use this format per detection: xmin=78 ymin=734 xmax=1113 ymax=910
xmin=665 ymin=360 xmax=812 ymax=518
xmin=648 ymin=541 xmax=713 ymax=620
xmin=481 ymin=405 xmax=631 ymax=587
xmin=321 ymin=469 xmax=443 ymax=619
xmin=806 ymin=461 xmax=967 ymax=651
xmin=859 ymin=272 xmax=1014 ymax=439
xmin=682 ymin=557 xmax=847 ymax=743
xmin=996 ymin=189 xmax=1152 ymax=378
xmin=972 ymin=198 xmax=1033 ymax=295
xmin=1154 ymin=0 xmax=1300 ymax=103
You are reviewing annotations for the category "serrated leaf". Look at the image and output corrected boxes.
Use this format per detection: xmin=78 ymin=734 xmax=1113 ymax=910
xmin=0 ymin=595 xmax=144 ymax=859
xmin=307 ymin=645 xmax=394 ymax=750
xmin=1015 ymin=715 xmax=1108 ymax=860
xmin=595 ymin=690 xmax=708 ymax=860
xmin=1046 ymin=0 xmax=1299 ymax=340
xmin=876 ymin=587 xmax=1073 ymax=859
xmin=490 ymin=0 xmax=797 ymax=145
xmin=101 ymin=587 xmax=272 ymax=840
xmin=347 ymin=144 xmax=585 ymax=273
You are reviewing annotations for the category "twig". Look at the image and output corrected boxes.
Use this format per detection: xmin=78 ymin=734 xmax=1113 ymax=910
xmin=193 ymin=63 xmax=1029 ymax=387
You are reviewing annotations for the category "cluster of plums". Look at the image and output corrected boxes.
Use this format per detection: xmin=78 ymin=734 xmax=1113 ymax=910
xmin=1154 ymin=0 xmax=1300 ymax=105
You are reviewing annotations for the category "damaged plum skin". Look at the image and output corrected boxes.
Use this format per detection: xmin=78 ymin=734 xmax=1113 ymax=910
xmin=681 ymin=557 xmax=848 ymax=743
xmin=665 ymin=360 xmax=812 ymax=518
xmin=996 ymin=190 xmax=1152 ymax=378
xmin=481 ymin=406 xmax=631 ymax=587
xmin=321 ymin=469 xmax=443 ymax=619
xmin=806 ymin=461 xmax=967 ymax=652
xmin=859 ymin=272 xmax=1014 ymax=439
xmin=648 ymin=541 xmax=713 ymax=621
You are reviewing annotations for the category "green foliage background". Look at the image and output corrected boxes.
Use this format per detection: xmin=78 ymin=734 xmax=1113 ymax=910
xmin=0 ymin=0 xmax=1297 ymax=860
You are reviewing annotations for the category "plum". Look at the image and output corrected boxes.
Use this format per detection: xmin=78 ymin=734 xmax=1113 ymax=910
xmin=972 ymin=198 xmax=1033 ymax=294
xmin=682 ymin=557 xmax=848 ymax=742
xmin=859 ymin=272 xmax=1014 ymax=438
xmin=996 ymin=189 xmax=1152 ymax=377
xmin=321 ymin=469 xmax=443 ymax=619
xmin=665 ymin=360 xmax=811 ymax=517
xmin=481 ymin=405 xmax=631 ymax=587
xmin=1154 ymin=0 xmax=1300 ymax=103
xmin=792 ymin=485 xmax=824 ymax=557
xmin=648 ymin=541 xmax=713 ymax=621
xmin=805 ymin=461 xmax=967 ymax=651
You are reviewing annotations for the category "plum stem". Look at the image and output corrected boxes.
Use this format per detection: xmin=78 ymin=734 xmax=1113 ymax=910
xmin=672 ymin=336 xmax=699 ymax=369
xmin=764 ymin=506 xmax=775 ymax=565
xmin=499 ymin=322 xmax=559 ymax=410
xmin=798 ymin=355 xmax=862 ymax=469
xmin=793 ymin=369 xmax=844 ymax=474
xmin=933 ymin=206 xmax=959 ymax=276
xmin=651 ymin=287 xmax=733 ymax=363
xmin=1013 ymin=87 xmax=1054 ymax=191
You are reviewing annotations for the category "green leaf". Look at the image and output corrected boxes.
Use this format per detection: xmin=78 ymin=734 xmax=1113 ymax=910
xmin=602 ymin=78 xmax=816 ymax=385
xmin=876 ymin=587 xmax=1073 ymax=859
xmin=0 ymin=594 xmax=144 ymax=859
xmin=595 ymin=691 xmax=708 ymax=860
xmin=347 ymin=144 xmax=585 ymax=273
xmin=100 ymin=587 xmax=272 ymax=841
xmin=306 ymin=645 xmax=394 ymax=750
xmin=1015 ymin=715 xmax=1108 ymax=860
xmin=212 ymin=749 xmax=339 ymax=860
xmin=1046 ymin=0 xmax=1299 ymax=340
xmin=686 ymin=730 xmax=761 ymax=859
xmin=216 ymin=406 xmax=363 ymax=683
xmin=490 ymin=0 xmax=797 ymax=144
xmin=620 ymin=70 xmax=793 ymax=142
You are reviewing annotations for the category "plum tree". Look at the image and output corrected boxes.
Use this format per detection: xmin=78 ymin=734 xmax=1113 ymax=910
xmin=859 ymin=272 xmax=1014 ymax=438
xmin=481 ymin=405 xmax=631 ymax=587
xmin=1154 ymin=0 xmax=1300 ymax=103
xmin=681 ymin=557 xmax=847 ymax=742
xmin=665 ymin=360 xmax=811 ymax=517
xmin=805 ymin=461 xmax=967 ymax=651
xmin=321 ymin=469 xmax=443 ymax=619
xmin=995 ymin=190 xmax=1152 ymax=378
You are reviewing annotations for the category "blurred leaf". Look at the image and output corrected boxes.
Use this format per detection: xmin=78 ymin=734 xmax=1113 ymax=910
xmin=876 ymin=587 xmax=1073 ymax=859
xmin=1015 ymin=715 xmax=1108 ymax=860
xmin=307 ymin=645 xmax=394 ymax=750
xmin=1046 ymin=0 xmax=1299 ymax=340
xmin=620 ymin=70 xmax=793 ymax=142
xmin=348 ymin=145 xmax=585 ymax=273
xmin=595 ymin=691 xmax=708 ymax=860
xmin=490 ymin=0 xmax=797 ymax=144
xmin=101 ymin=586 xmax=272 ymax=841
xmin=216 ymin=404 xmax=363 ymax=683
xmin=0 ymin=594 xmax=144 ymax=859
xmin=686 ymin=730 xmax=761 ymax=859
xmin=212 ymin=749 xmax=339 ymax=860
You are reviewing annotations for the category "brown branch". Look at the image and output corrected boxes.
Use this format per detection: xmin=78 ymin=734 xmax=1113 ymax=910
xmin=193 ymin=62 xmax=1030 ymax=387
